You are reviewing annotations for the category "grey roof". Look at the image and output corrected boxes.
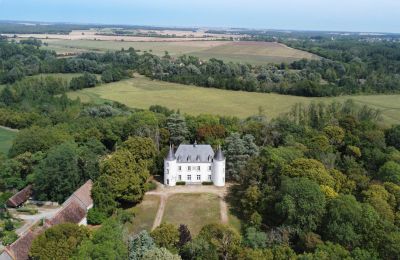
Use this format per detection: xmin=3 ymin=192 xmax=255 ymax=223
xmin=175 ymin=144 xmax=214 ymax=163
xmin=214 ymin=146 xmax=225 ymax=161
xmin=165 ymin=145 xmax=176 ymax=161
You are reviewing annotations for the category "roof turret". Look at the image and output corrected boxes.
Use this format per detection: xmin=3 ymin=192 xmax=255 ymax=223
xmin=214 ymin=145 xmax=225 ymax=161
xmin=165 ymin=144 xmax=176 ymax=161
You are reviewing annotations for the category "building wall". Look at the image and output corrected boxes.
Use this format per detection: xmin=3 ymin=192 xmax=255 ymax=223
xmin=175 ymin=162 xmax=213 ymax=183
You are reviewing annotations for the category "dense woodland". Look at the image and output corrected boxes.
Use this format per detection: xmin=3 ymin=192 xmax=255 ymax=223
xmin=0 ymin=37 xmax=400 ymax=259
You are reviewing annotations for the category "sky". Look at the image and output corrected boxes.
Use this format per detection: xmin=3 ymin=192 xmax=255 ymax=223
xmin=0 ymin=0 xmax=399 ymax=33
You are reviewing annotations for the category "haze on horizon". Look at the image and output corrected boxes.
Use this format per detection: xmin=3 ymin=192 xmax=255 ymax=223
xmin=0 ymin=0 xmax=399 ymax=33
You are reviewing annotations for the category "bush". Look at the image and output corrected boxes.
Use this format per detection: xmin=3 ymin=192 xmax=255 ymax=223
xmin=145 ymin=181 xmax=157 ymax=191
xmin=87 ymin=208 xmax=107 ymax=225
xmin=202 ymin=181 xmax=213 ymax=185
xmin=176 ymin=181 xmax=186 ymax=185
xmin=1 ymin=231 xmax=18 ymax=245
xmin=16 ymin=207 xmax=38 ymax=215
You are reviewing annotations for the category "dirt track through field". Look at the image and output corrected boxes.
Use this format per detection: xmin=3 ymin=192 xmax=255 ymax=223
xmin=147 ymin=183 xmax=229 ymax=230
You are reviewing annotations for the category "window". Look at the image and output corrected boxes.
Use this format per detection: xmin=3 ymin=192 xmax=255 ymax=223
xmin=166 ymin=169 xmax=169 ymax=174
xmin=208 ymin=175 xmax=212 ymax=181
xmin=178 ymin=175 xmax=182 ymax=181
xmin=197 ymin=166 xmax=201 ymax=171
xmin=208 ymin=166 xmax=212 ymax=171
xmin=187 ymin=175 xmax=192 ymax=181
xmin=188 ymin=166 xmax=191 ymax=171
xmin=197 ymin=175 xmax=201 ymax=180
xmin=167 ymin=179 xmax=169 ymax=185
xmin=166 ymin=162 xmax=169 ymax=167
xmin=178 ymin=166 xmax=182 ymax=171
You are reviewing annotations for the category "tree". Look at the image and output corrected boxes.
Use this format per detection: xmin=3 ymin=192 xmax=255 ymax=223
xmin=33 ymin=142 xmax=83 ymax=203
xmin=120 ymin=136 xmax=157 ymax=170
xmin=378 ymin=161 xmax=400 ymax=184
xmin=386 ymin=125 xmax=400 ymax=150
xmin=282 ymin=158 xmax=335 ymax=188
xmin=224 ymin=133 xmax=258 ymax=180
xmin=128 ymin=230 xmax=156 ymax=260
xmin=142 ymin=247 xmax=181 ymax=260
xmin=100 ymin=148 xmax=149 ymax=204
xmin=73 ymin=219 xmax=127 ymax=260
xmin=275 ymin=177 xmax=326 ymax=232
xmin=9 ymin=126 xmax=72 ymax=157
xmin=166 ymin=113 xmax=189 ymax=145
xmin=30 ymin=223 xmax=89 ymax=260
xmin=177 ymin=224 xmax=192 ymax=248
xmin=181 ymin=237 xmax=218 ymax=260
xmin=150 ymin=223 xmax=179 ymax=251
xmin=197 ymin=223 xmax=242 ymax=260
xmin=244 ymin=227 xmax=267 ymax=249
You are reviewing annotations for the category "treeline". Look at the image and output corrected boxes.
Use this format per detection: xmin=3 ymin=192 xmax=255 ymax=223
xmin=1 ymin=63 xmax=400 ymax=258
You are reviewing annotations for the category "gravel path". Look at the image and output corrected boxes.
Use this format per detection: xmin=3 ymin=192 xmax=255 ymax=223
xmin=147 ymin=183 xmax=229 ymax=230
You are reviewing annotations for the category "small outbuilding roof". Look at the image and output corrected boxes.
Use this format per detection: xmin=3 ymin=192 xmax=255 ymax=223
xmin=6 ymin=185 xmax=33 ymax=208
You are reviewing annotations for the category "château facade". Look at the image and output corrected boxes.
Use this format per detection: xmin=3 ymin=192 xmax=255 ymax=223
xmin=164 ymin=143 xmax=225 ymax=187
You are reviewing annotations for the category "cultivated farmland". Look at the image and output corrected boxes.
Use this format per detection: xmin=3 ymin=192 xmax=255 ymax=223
xmin=67 ymin=75 xmax=400 ymax=125
xmin=42 ymin=40 xmax=318 ymax=64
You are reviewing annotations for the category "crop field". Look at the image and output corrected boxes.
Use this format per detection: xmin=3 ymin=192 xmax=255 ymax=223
xmin=42 ymin=40 xmax=318 ymax=64
xmin=67 ymin=75 xmax=400 ymax=125
xmin=162 ymin=193 xmax=220 ymax=235
xmin=0 ymin=127 xmax=17 ymax=155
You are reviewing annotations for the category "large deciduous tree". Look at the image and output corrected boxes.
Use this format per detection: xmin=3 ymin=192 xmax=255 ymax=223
xmin=166 ymin=113 xmax=189 ymax=145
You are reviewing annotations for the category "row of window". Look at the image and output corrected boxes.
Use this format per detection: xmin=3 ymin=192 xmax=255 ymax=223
xmin=166 ymin=163 xmax=212 ymax=172
xmin=179 ymin=165 xmax=212 ymax=171
xmin=178 ymin=174 xmax=212 ymax=181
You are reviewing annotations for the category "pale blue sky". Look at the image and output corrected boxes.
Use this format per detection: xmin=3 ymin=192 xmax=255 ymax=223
xmin=0 ymin=0 xmax=399 ymax=33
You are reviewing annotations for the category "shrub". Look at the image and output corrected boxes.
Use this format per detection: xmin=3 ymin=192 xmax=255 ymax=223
xmin=16 ymin=207 xmax=38 ymax=215
xmin=87 ymin=208 xmax=107 ymax=225
xmin=145 ymin=181 xmax=158 ymax=191
xmin=176 ymin=181 xmax=186 ymax=185
xmin=1 ymin=231 xmax=18 ymax=245
xmin=202 ymin=181 xmax=213 ymax=185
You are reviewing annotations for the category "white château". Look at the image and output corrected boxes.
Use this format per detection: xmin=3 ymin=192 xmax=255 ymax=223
xmin=164 ymin=142 xmax=226 ymax=187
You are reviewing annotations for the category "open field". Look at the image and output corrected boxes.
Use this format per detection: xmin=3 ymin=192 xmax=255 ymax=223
xmin=0 ymin=127 xmax=17 ymax=155
xmin=125 ymin=195 xmax=160 ymax=234
xmin=67 ymin=75 xmax=400 ymax=125
xmin=41 ymin=39 xmax=318 ymax=64
xmin=162 ymin=193 xmax=220 ymax=235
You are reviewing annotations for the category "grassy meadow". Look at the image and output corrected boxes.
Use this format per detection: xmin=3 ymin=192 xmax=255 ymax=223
xmin=125 ymin=194 xmax=160 ymax=234
xmin=162 ymin=193 xmax=220 ymax=235
xmin=0 ymin=127 xmax=17 ymax=155
xmin=43 ymin=40 xmax=318 ymax=65
xmin=68 ymin=75 xmax=400 ymax=125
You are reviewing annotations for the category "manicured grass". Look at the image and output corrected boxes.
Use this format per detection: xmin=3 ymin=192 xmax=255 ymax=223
xmin=0 ymin=127 xmax=17 ymax=155
xmin=67 ymin=75 xmax=400 ymax=125
xmin=44 ymin=40 xmax=318 ymax=64
xmin=162 ymin=193 xmax=220 ymax=235
xmin=125 ymin=195 xmax=160 ymax=234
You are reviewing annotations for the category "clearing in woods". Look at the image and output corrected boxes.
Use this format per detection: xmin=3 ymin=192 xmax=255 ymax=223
xmin=0 ymin=127 xmax=18 ymax=155
xmin=67 ymin=75 xmax=400 ymax=125
xmin=42 ymin=40 xmax=319 ymax=64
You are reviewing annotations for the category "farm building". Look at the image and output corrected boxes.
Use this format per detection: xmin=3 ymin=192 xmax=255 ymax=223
xmin=164 ymin=143 xmax=225 ymax=187
xmin=6 ymin=185 xmax=33 ymax=208
xmin=0 ymin=180 xmax=93 ymax=260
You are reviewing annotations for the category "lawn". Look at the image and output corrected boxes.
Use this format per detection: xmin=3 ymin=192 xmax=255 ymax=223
xmin=125 ymin=195 xmax=160 ymax=235
xmin=0 ymin=127 xmax=17 ymax=155
xmin=67 ymin=75 xmax=400 ymax=125
xmin=162 ymin=193 xmax=220 ymax=235
xmin=44 ymin=40 xmax=318 ymax=64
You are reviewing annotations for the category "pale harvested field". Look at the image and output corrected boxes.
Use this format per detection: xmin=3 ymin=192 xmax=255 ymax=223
xmin=41 ymin=39 xmax=319 ymax=64
xmin=67 ymin=75 xmax=400 ymax=125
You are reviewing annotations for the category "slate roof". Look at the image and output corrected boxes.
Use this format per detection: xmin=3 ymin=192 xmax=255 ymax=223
xmin=214 ymin=146 xmax=225 ymax=161
xmin=175 ymin=144 xmax=214 ymax=163
xmin=6 ymin=185 xmax=32 ymax=208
